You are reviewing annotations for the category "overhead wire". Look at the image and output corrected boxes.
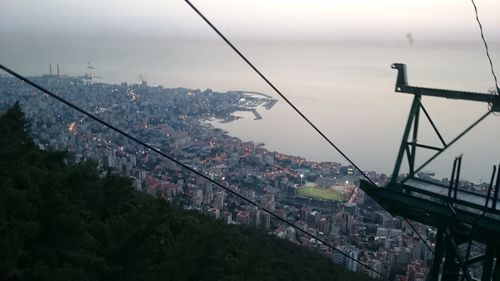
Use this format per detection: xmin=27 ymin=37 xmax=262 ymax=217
xmin=469 ymin=0 xmax=500 ymax=95
xmin=184 ymin=0 xmax=377 ymax=188
xmin=404 ymin=218 xmax=434 ymax=254
xmin=184 ymin=0 xmax=434 ymax=257
xmin=183 ymin=0 xmax=500 ymax=270
xmin=0 ymin=64 xmax=393 ymax=281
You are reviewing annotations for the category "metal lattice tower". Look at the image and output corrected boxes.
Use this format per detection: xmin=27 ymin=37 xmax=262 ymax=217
xmin=360 ymin=63 xmax=500 ymax=281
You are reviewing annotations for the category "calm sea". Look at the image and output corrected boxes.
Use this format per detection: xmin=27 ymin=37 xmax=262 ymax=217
xmin=1 ymin=35 xmax=499 ymax=182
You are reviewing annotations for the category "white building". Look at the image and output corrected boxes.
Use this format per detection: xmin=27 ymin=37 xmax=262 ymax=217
xmin=332 ymin=246 xmax=359 ymax=272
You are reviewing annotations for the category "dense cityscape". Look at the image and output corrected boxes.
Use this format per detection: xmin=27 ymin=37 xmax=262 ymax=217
xmin=0 ymin=72 xmax=490 ymax=281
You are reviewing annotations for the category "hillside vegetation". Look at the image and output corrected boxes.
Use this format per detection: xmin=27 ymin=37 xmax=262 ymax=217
xmin=0 ymin=103 xmax=370 ymax=281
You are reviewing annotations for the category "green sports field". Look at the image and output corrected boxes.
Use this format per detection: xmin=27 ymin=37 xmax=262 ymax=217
xmin=297 ymin=186 xmax=346 ymax=202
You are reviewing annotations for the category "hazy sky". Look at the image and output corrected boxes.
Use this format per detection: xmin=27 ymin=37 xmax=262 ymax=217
xmin=1 ymin=0 xmax=499 ymax=41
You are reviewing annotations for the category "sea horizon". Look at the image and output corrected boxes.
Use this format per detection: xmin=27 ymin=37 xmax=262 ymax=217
xmin=1 ymin=37 xmax=499 ymax=182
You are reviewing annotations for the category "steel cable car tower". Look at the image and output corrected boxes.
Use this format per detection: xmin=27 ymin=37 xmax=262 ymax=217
xmin=360 ymin=63 xmax=500 ymax=281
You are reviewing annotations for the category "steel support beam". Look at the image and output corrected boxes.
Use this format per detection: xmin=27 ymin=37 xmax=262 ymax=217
xmin=482 ymin=246 xmax=496 ymax=281
xmin=376 ymin=64 xmax=500 ymax=281
xmin=493 ymin=250 xmax=500 ymax=281
xmin=429 ymin=228 xmax=447 ymax=281
xmin=391 ymin=95 xmax=420 ymax=182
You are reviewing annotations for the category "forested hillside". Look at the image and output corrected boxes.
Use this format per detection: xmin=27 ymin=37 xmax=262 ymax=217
xmin=0 ymin=103 xmax=370 ymax=281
